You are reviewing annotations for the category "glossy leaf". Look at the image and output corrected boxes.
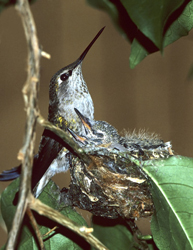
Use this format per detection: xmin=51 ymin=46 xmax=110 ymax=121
xmin=87 ymin=0 xmax=193 ymax=68
xmin=142 ymin=156 xmax=193 ymax=250
xmin=91 ymin=216 xmax=140 ymax=250
xmin=120 ymin=0 xmax=184 ymax=50
xmin=130 ymin=0 xmax=193 ymax=68
xmin=1 ymin=179 xmax=90 ymax=250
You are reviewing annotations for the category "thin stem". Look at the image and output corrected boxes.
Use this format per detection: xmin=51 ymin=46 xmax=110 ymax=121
xmin=26 ymin=206 xmax=45 ymax=250
xmin=30 ymin=198 xmax=108 ymax=250
xmin=6 ymin=0 xmax=41 ymax=249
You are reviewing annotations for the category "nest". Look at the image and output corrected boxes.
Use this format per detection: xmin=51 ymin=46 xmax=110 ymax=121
xmin=62 ymin=150 xmax=154 ymax=221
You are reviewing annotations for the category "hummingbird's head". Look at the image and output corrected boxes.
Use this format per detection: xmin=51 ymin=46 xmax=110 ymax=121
xmin=48 ymin=27 xmax=105 ymax=130
xmin=67 ymin=108 xmax=120 ymax=147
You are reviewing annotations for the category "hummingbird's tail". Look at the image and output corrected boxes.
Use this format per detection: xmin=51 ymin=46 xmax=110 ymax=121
xmin=0 ymin=166 xmax=21 ymax=181
xmin=0 ymin=154 xmax=38 ymax=182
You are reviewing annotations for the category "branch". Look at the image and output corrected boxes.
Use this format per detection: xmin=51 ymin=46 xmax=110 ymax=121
xmin=26 ymin=206 xmax=45 ymax=250
xmin=6 ymin=0 xmax=42 ymax=248
xmin=29 ymin=197 xmax=109 ymax=250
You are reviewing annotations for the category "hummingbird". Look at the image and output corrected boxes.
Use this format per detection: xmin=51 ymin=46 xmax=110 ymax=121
xmin=0 ymin=27 xmax=105 ymax=197
xmin=119 ymin=130 xmax=173 ymax=159
xmin=67 ymin=108 xmax=121 ymax=148
xmin=68 ymin=108 xmax=173 ymax=159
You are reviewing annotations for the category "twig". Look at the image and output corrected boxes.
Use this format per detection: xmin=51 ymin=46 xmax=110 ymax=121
xmin=6 ymin=0 xmax=41 ymax=249
xmin=41 ymin=50 xmax=51 ymax=59
xmin=43 ymin=226 xmax=58 ymax=237
xmin=29 ymin=197 xmax=108 ymax=250
xmin=26 ymin=205 xmax=45 ymax=250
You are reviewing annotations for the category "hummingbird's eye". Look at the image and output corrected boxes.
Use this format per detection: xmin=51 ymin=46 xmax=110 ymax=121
xmin=60 ymin=70 xmax=72 ymax=81
xmin=60 ymin=73 xmax=69 ymax=81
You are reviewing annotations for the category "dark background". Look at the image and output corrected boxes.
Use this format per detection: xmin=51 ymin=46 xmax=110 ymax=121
xmin=1 ymin=0 xmax=193 ymax=246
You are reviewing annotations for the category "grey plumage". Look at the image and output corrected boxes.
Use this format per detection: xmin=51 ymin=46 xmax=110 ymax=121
xmin=34 ymin=27 xmax=105 ymax=197
xmin=0 ymin=28 xmax=105 ymax=198
xmin=68 ymin=108 xmax=173 ymax=158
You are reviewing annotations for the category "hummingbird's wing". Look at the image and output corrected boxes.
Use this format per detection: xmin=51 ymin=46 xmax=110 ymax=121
xmin=0 ymin=129 xmax=65 ymax=191
xmin=31 ymin=129 xmax=64 ymax=190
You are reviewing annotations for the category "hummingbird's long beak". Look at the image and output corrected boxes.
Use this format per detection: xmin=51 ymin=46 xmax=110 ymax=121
xmin=67 ymin=127 xmax=87 ymax=145
xmin=74 ymin=108 xmax=92 ymax=134
xmin=74 ymin=27 xmax=105 ymax=68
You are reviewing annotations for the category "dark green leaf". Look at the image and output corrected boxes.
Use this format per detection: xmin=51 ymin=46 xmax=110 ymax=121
xmin=0 ymin=178 xmax=19 ymax=232
xmin=120 ymin=0 xmax=184 ymax=50
xmin=1 ymin=179 xmax=90 ymax=249
xmin=91 ymin=216 xmax=140 ymax=250
xmin=87 ymin=0 xmax=193 ymax=68
xmin=142 ymin=156 xmax=193 ymax=250
xmin=163 ymin=0 xmax=193 ymax=47
xmin=130 ymin=0 xmax=193 ymax=68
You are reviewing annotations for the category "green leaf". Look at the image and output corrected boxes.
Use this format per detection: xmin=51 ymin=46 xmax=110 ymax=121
xmin=129 ymin=38 xmax=148 ymax=69
xmin=91 ymin=216 xmax=140 ymax=250
xmin=87 ymin=0 xmax=193 ymax=68
xmin=130 ymin=0 xmax=193 ymax=68
xmin=163 ymin=0 xmax=193 ymax=47
xmin=1 ymin=179 xmax=90 ymax=249
xmin=0 ymin=178 xmax=19 ymax=232
xmin=142 ymin=156 xmax=193 ymax=250
xmin=120 ymin=0 xmax=184 ymax=50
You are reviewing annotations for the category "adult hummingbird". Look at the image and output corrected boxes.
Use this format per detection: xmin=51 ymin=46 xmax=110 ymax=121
xmin=0 ymin=27 xmax=105 ymax=197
